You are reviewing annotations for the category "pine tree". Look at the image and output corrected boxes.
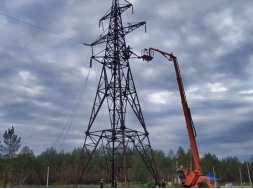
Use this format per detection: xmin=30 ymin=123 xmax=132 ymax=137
xmin=0 ymin=126 xmax=21 ymax=187
xmin=1 ymin=126 xmax=21 ymax=158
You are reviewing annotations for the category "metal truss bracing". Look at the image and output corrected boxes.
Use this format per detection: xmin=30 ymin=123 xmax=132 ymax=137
xmin=75 ymin=0 xmax=159 ymax=187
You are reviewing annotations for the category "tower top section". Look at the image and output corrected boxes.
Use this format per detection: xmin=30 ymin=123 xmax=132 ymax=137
xmin=83 ymin=0 xmax=146 ymax=47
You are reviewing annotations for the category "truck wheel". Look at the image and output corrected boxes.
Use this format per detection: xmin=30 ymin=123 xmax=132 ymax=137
xmin=197 ymin=181 xmax=209 ymax=188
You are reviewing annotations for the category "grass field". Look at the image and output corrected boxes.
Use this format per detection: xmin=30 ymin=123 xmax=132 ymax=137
xmin=10 ymin=182 xmax=253 ymax=188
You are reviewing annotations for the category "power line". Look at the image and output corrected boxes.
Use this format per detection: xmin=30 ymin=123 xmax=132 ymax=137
xmin=52 ymin=67 xmax=92 ymax=150
xmin=0 ymin=11 xmax=94 ymax=150
xmin=0 ymin=11 xmax=83 ymax=45
xmin=59 ymin=67 xmax=92 ymax=150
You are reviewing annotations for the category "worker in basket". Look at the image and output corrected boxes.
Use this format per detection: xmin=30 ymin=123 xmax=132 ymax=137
xmin=176 ymin=165 xmax=186 ymax=184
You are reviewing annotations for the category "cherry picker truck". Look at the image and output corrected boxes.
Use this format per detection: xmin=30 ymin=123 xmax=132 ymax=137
xmin=141 ymin=48 xmax=214 ymax=188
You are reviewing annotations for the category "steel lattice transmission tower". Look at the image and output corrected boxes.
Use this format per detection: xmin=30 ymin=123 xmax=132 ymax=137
xmin=75 ymin=0 xmax=159 ymax=187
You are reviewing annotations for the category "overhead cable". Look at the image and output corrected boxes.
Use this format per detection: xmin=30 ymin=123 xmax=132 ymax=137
xmin=0 ymin=11 xmax=83 ymax=45
xmin=52 ymin=67 xmax=92 ymax=150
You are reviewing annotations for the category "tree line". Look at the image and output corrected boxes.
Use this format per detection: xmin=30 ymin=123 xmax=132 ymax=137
xmin=0 ymin=126 xmax=252 ymax=187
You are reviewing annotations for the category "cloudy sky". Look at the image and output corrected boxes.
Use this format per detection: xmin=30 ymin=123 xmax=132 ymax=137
xmin=0 ymin=0 xmax=253 ymax=162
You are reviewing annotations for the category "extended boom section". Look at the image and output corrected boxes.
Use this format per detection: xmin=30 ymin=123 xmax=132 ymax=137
xmin=141 ymin=48 xmax=213 ymax=188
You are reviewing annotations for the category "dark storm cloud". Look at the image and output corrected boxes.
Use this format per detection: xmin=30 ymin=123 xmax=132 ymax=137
xmin=0 ymin=0 xmax=253 ymax=161
xmin=134 ymin=0 xmax=253 ymax=160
